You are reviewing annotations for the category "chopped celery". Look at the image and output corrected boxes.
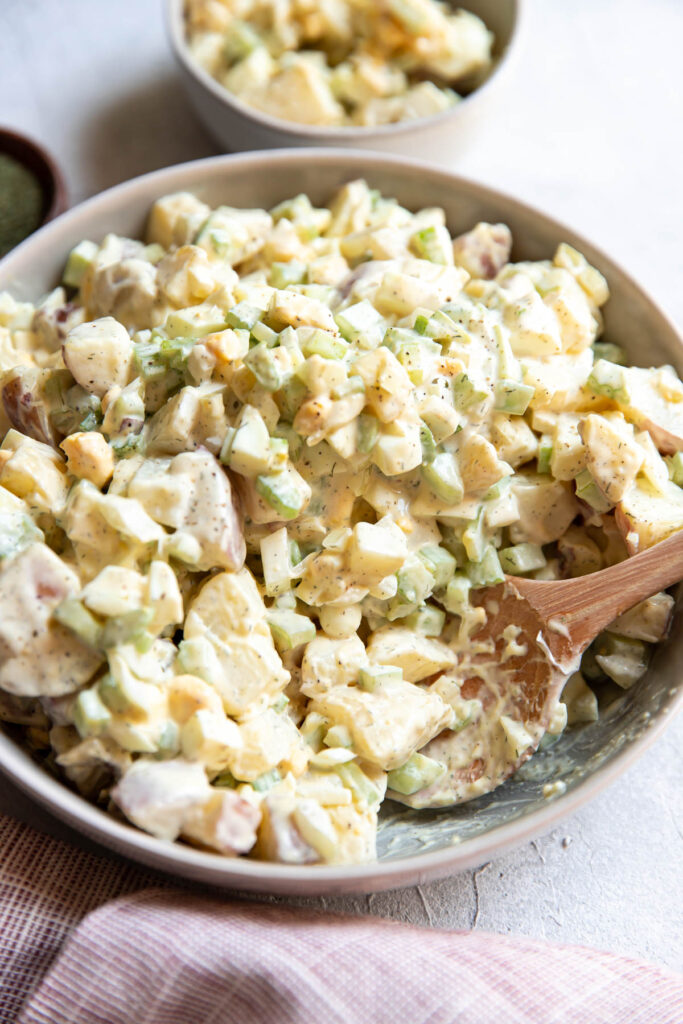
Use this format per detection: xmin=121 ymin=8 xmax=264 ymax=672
xmin=272 ymin=423 xmax=303 ymax=461
xmin=252 ymin=769 xmax=282 ymax=792
xmin=422 ymin=453 xmax=464 ymax=504
xmin=575 ymin=468 xmax=613 ymax=512
xmin=387 ymin=752 xmax=446 ymax=795
xmin=289 ymin=538 xmax=303 ymax=565
xmin=256 ymin=468 xmax=308 ymax=519
xmin=419 ymin=421 xmax=438 ymax=461
xmin=62 ymin=240 xmax=98 ymax=289
xmin=666 ymin=451 xmax=683 ymax=487
xmin=165 ymin=308 xmax=226 ymax=339
xmin=452 ymin=372 xmax=489 ymax=412
xmin=410 ymin=226 xmax=450 ymax=265
xmin=403 ymin=604 xmax=446 ymax=636
xmin=269 ymin=436 xmax=289 ymax=468
xmin=267 ymin=609 xmax=316 ymax=651
xmin=537 ymin=434 xmax=553 ymax=474
xmin=100 ymin=608 xmax=155 ymax=651
xmin=462 ymin=511 xmax=486 ymax=562
xmin=424 ymin=309 xmax=459 ymax=341
xmin=301 ymin=331 xmax=349 ymax=360
xmin=270 ymin=193 xmax=313 ymax=222
xmin=358 ymin=665 xmax=402 ymax=691
xmin=300 ymin=711 xmax=329 ymax=750
xmin=0 ymin=508 xmax=44 ymax=563
xmin=357 ymin=413 xmax=380 ymax=453
xmin=269 ymin=261 xmax=307 ymax=289
xmin=225 ymin=302 xmax=265 ymax=331
xmin=443 ymin=572 xmax=471 ymax=614
xmin=73 ymin=686 xmax=111 ymax=738
xmin=323 ymin=724 xmax=353 ymax=748
xmin=466 ymin=545 xmax=504 ymax=588
xmin=418 ymin=544 xmax=457 ymax=588
xmin=98 ymin=672 xmax=159 ymax=717
xmin=277 ymin=375 xmax=307 ymax=422
xmin=499 ymin=543 xmax=547 ymax=575
xmin=592 ymin=342 xmax=626 ymax=365
xmin=587 ymin=360 xmax=629 ymax=402
xmin=53 ymin=598 xmax=102 ymax=649
xmin=494 ymin=379 xmax=534 ymax=415
xmin=335 ymin=301 xmax=384 ymax=347
xmin=244 ymin=341 xmax=285 ymax=391
xmin=395 ymin=558 xmax=433 ymax=606
xmin=414 ymin=313 xmax=430 ymax=335
xmin=251 ymin=320 xmax=279 ymax=347
xmin=335 ymin=762 xmax=381 ymax=807
xmin=223 ymin=19 xmax=261 ymax=61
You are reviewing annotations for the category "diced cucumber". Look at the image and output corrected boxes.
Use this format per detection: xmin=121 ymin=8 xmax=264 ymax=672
xmin=403 ymin=604 xmax=446 ymax=636
xmin=358 ymin=664 xmax=402 ymax=691
xmin=452 ymin=373 xmax=489 ymax=412
xmin=53 ymin=598 xmax=102 ymax=649
xmin=256 ymin=466 xmax=309 ymax=519
xmin=587 ymin=360 xmax=629 ymax=402
xmin=335 ymin=301 xmax=384 ymax=347
xmin=73 ymin=686 xmax=111 ymax=738
xmin=267 ymin=609 xmax=316 ymax=651
xmin=301 ymin=330 xmax=349 ymax=360
xmin=225 ymin=302 xmax=265 ymax=331
xmin=387 ymin=752 xmax=446 ymax=795
xmin=466 ymin=545 xmax=505 ymax=588
xmin=422 ymin=452 xmax=464 ymax=504
xmin=499 ymin=543 xmax=547 ymax=575
xmin=418 ymin=544 xmax=457 ymax=588
xmin=592 ymin=342 xmax=625 ymax=365
xmin=335 ymin=762 xmax=381 ymax=807
xmin=494 ymin=379 xmax=534 ymax=415
xmin=537 ymin=434 xmax=553 ymax=474
xmin=62 ymin=240 xmax=98 ymax=289
xmin=269 ymin=261 xmax=307 ymax=289
xmin=575 ymin=468 xmax=613 ymax=512
xmin=443 ymin=572 xmax=471 ymax=614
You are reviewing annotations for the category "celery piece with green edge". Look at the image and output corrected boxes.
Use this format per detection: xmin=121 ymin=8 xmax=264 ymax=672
xmin=499 ymin=542 xmax=547 ymax=575
xmin=289 ymin=539 xmax=302 ymax=565
xmin=272 ymin=423 xmax=303 ymax=461
xmin=423 ymin=309 xmax=460 ymax=342
xmin=53 ymin=598 xmax=101 ymax=649
xmin=335 ymin=301 xmax=384 ymax=346
xmin=484 ymin=476 xmax=511 ymax=502
xmin=666 ymin=451 xmax=683 ymax=486
xmin=270 ymin=194 xmax=313 ymax=222
xmin=301 ymin=331 xmax=349 ymax=360
xmin=141 ymin=243 xmax=165 ymax=265
xmin=395 ymin=558 xmax=433 ymax=606
xmin=403 ymin=604 xmax=446 ymax=637
xmin=335 ymin=763 xmax=381 ymax=807
xmin=100 ymin=608 xmax=155 ymax=652
xmin=165 ymin=309 xmax=226 ymax=339
xmin=223 ymin=19 xmax=261 ymax=61
xmin=575 ymin=468 xmax=613 ymax=512
xmin=111 ymin=434 xmax=145 ymax=459
xmin=443 ymin=573 xmax=471 ymax=614
xmin=251 ymin=321 xmax=279 ymax=347
xmin=357 ymin=413 xmax=379 ymax=453
xmin=0 ymin=511 xmax=43 ymax=563
xmin=225 ymin=303 xmax=265 ymax=331
xmin=387 ymin=752 xmax=446 ymax=795
xmin=419 ymin=421 xmax=438 ymax=461
xmin=466 ymin=545 xmax=504 ymax=588
xmin=358 ymin=665 xmax=402 ymax=691
xmin=73 ymin=686 xmax=111 ymax=739
xmin=256 ymin=469 xmax=307 ymax=519
xmin=418 ymin=544 xmax=457 ymax=588
xmin=323 ymin=724 xmax=353 ymax=748
xmin=452 ymin=372 xmax=488 ymax=412
xmin=244 ymin=342 xmax=285 ymax=391
xmin=269 ymin=261 xmax=307 ymax=289
xmin=494 ymin=379 xmax=535 ymax=415
xmin=587 ymin=360 xmax=629 ymax=402
xmin=251 ymin=769 xmax=282 ymax=792
xmin=422 ymin=452 xmax=464 ymax=505
xmin=411 ymin=226 xmax=450 ymax=265
xmin=133 ymin=337 xmax=167 ymax=382
xmin=277 ymin=375 xmax=308 ymax=422
xmin=267 ymin=609 xmax=316 ymax=651
xmin=62 ymin=240 xmax=98 ymax=289
xmin=98 ymin=672 xmax=158 ymax=717
xmin=463 ymin=511 xmax=486 ymax=561
xmin=537 ymin=434 xmax=553 ymax=474
xmin=594 ymin=633 xmax=649 ymax=689
xmin=592 ymin=342 xmax=626 ymax=365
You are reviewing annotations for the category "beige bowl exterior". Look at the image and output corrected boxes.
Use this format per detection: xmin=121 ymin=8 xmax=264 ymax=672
xmin=0 ymin=150 xmax=681 ymax=895
xmin=165 ymin=0 xmax=523 ymax=162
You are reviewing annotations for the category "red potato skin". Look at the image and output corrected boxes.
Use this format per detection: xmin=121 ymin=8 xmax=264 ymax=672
xmin=1 ymin=369 xmax=57 ymax=446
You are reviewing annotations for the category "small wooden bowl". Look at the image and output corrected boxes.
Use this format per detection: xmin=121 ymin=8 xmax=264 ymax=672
xmin=0 ymin=128 xmax=67 ymax=238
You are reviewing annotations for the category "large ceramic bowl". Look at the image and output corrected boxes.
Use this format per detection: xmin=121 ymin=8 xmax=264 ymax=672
xmin=0 ymin=151 xmax=681 ymax=895
xmin=165 ymin=0 xmax=522 ymax=162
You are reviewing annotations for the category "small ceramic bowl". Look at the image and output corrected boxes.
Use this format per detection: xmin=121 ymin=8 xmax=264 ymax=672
xmin=165 ymin=0 xmax=522 ymax=162
xmin=0 ymin=128 xmax=67 ymax=243
xmin=0 ymin=151 xmax=681 ymax=896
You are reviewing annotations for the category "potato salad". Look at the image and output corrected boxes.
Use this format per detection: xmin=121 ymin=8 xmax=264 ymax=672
xmin=0 ymin=180 xmax=680 ymax=866
xmin=184 ymin=0 xmax=493 ymax=127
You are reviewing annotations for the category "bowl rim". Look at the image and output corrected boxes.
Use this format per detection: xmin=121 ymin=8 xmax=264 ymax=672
xmin=0 ymin=147 xmax=681 ymax=894
xmin=164 ymin=0 xmax=523 ymax=141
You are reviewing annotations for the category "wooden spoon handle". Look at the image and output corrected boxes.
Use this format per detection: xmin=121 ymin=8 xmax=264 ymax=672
xmin=510 ymin=529 xmax=683 ymax=651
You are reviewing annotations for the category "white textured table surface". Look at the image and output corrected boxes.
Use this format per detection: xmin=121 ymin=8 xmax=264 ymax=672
xmin=1 ymin=0 xmax=682 ymax=971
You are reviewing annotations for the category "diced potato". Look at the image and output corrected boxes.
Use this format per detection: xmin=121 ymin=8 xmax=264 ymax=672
xmin=229 ymin=709 xmax=308 ymax=781
xmin=557 ymin=525 xmax=603 ymax=577
xmin=452 ymin=222 xmax=511 ymax=280
xmin=458 ymin=433 xmax=512 ymax=493
xmin=61 ymin=431 xmax=114 ymax=489
xmin=300 ymin=634 xmax=368 ymax=697
xmin=579 ymin=412 xmax=644 ymax=503
xmin=111 ymin=757 xmax=211 ymax=841
xmin=146 ymin=191 xmax=212 ymax=249
xmin=180 ymin=708 xmax=242 ymax=770
xmin=63 ymin=317 xmax=133 ymax=397
xmin=509 ymin=473 xmax=579 ymax=545
xmin=490 ymin=414 xmax=538 ymax=468
xmin=181 ymin=788 xmax=260 ymax=855
xmin=619 ymin=365 xmax=683 ymax=454
xmin=616 ymin=477 xmax=683 ymax=553
xmin=607 ymin=592 xmax=674 ymax=642
xmin=346 ymin=517 xmax=408 ymax=583
xmin=550 ymin=414 xmax=586 ymax=481
xmin=365 ymin=626 xmax=456 ymax=682
xmin=0 ymin=429 xmax=69 ymax=514
xmin=146 ymin=383 xmax=228 ymax=457
xmin=562 ymin=672 xmax=599 ymax=725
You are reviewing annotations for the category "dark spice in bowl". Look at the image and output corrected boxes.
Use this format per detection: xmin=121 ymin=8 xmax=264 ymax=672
xmin=0 ymin=152 xmax=44 ymax=257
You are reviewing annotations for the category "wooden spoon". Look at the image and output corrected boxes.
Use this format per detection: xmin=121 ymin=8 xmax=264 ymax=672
xmin=393 ymin=530 xmax=683 ymax=810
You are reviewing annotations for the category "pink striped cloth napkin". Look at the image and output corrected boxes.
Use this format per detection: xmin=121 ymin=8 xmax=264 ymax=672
xmin=1 ymin=813 xmax=682 ymax=1024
